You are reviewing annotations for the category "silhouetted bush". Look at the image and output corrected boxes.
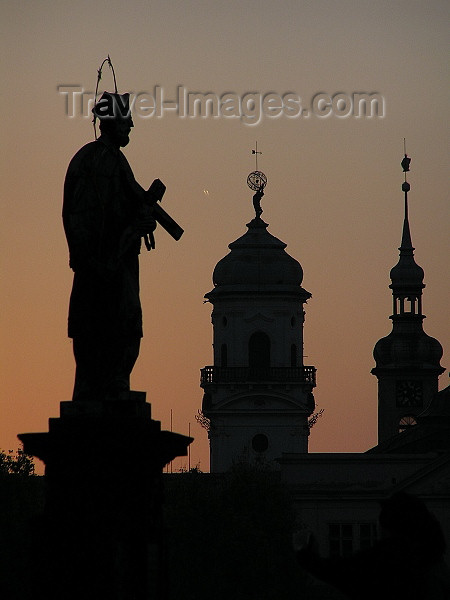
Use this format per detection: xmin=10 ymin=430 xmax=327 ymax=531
xmin=0 ymin=448 xmax=35 ymax=476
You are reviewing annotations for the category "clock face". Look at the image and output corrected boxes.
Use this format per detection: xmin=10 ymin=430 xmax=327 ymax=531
xmin=396 ymin=380 xmax=423 ymax=408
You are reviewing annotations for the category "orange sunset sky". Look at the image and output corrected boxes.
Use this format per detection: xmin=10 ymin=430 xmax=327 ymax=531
xmin=1 ymin=1 xmax=449 ymax=473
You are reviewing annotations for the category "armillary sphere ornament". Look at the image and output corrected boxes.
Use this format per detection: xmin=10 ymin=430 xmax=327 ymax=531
xmin=247 ymin=170 xmax=267 ymax=191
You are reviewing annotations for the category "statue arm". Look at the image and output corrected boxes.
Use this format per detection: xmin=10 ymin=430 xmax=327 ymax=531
xmin=117 ymin=153 xmax=157 ymax=253
xmin=118 ymin=152 xmax=147 ymax=201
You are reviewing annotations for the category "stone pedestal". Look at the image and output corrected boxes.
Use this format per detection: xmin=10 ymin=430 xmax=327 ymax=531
xmin=19 ymin=392 xmax=192 ymax=600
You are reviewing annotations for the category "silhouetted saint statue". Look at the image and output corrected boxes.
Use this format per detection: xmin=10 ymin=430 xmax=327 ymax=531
xmin=63 ymin=92 xmax=163 ymax=401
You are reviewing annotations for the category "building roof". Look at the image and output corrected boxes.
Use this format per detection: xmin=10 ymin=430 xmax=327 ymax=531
xmin=211 ymin=216 xmax=305 ymax=288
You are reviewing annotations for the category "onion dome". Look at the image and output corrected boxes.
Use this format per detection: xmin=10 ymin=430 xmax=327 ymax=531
xmin=211 ymin=217 xmax=306 ymax=290
xmin=373 ymin=330 xmax=444 ymax=369
xmin=389 ymin=213 xmax=424 ymax=289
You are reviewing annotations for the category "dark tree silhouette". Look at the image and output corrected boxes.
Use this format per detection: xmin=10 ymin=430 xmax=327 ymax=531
xmin=0 ymin=448 xmax=35 ymax=476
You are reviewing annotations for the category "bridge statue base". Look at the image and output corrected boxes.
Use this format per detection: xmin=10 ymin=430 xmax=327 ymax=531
xmin=19 ymin=392 xmax=192 ymax=600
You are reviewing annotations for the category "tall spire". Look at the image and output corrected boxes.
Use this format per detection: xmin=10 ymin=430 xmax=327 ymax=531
xmin=371 ymin=147 xmax=444 ymax=443
xmin=400 ymin=150 xmax=413 ymax=251
xmin=389 ymin=148 xmax=424 ymax=312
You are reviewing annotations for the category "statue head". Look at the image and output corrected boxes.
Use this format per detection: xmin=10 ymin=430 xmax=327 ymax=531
xmin=93 ymin=92 xmax=134 ymax=147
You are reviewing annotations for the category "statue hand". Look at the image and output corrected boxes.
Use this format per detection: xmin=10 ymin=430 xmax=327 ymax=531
xmin=136 ymin=214 xmax=157 ymax=236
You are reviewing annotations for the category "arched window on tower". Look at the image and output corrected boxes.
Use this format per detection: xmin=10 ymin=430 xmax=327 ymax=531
xmin=221 ymin=343 xmax=228 ymax=367
xmin=399 ymin=415 xmax=417 ymax=433
xmin=252 ymin=433 xmax=269 ymax=453
xmin=248 ymin=332 xmax=271 ymax=368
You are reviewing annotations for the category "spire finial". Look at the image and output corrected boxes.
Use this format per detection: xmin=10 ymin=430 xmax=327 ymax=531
xmin=401 ymin=139 xmax=411 ymax=188
xmin=401 ymin=140 xmax=411 ymax=218
xmin=399 ymin=141 xmax=413 ymax=250
xmin=252 ymin=141 xmax=262 ymax=170
xmin=247 ymin=142 xmax=267 ymax=218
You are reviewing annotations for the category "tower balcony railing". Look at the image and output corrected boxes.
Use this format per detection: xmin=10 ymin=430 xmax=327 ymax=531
xmin=200 ymin=366 xmax=316 ymax=386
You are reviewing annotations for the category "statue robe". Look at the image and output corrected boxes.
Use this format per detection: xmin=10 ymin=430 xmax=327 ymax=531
xmin=63 ymin=136 xmax=145 ymax=341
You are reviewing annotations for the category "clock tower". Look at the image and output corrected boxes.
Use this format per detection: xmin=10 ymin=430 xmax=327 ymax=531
xmin=371 ymin=153 xmax=445 ymax=443
xmin=200 ymin=178 xmax=316 ymax=472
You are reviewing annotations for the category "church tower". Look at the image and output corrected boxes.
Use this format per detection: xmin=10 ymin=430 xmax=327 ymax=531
xmin=200 ymin=173 xmax=316 ymax=472
xmin=371 ymin=152 xmax=444 ymax=443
